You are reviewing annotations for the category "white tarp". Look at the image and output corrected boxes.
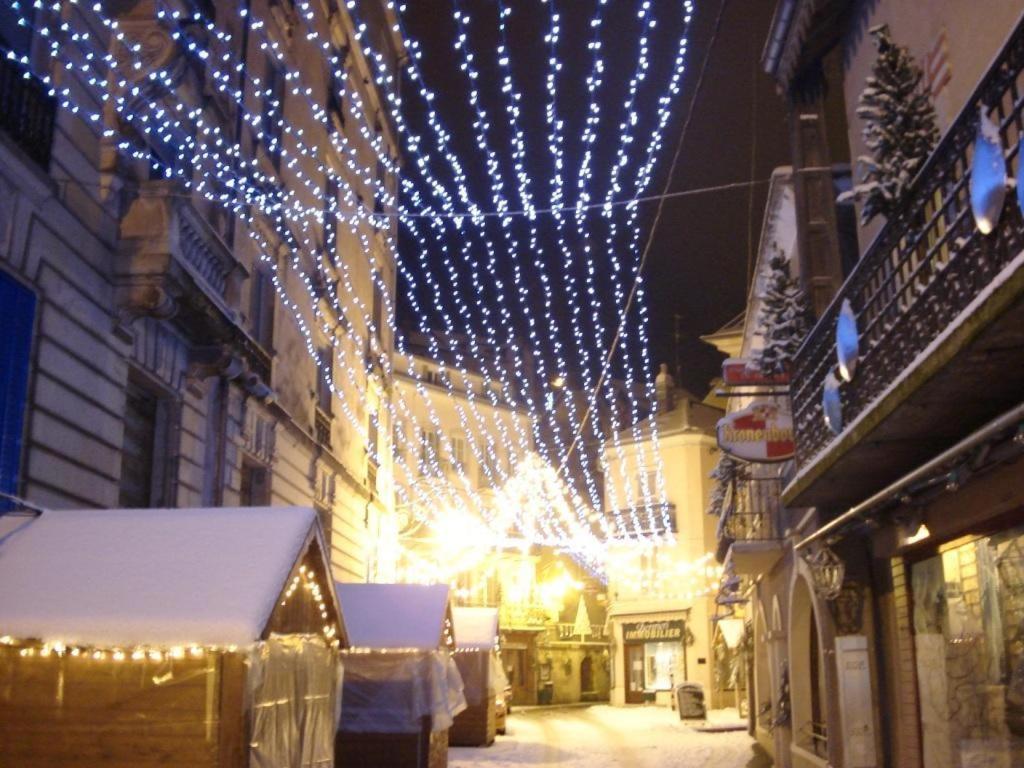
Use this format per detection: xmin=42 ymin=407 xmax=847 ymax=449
xmin=337 ymin=582 xmax=450 ymax=649
xmin=452 ymin=606 xmax=499 ymax=650
xmin=339 ymin=650 xmax=467 ymax=734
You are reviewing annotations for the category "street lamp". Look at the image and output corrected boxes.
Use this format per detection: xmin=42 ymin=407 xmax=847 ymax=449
xmin=806 ymin=545 xmax=845 ymax=601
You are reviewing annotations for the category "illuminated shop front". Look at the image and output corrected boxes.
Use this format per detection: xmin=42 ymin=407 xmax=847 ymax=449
xmin=612 ymin=616 xmax=691 ymax=705
xmin=910 ymin=524 xmax=1024 ymax=768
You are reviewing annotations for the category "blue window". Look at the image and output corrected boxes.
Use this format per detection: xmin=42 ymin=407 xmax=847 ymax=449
xmin=0 ymin=272 xmax=35 ymax=511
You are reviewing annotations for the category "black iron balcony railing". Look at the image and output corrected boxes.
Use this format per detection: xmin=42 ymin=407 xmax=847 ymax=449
xmin=554 ymin=623 xmax=607 ymax=642
xmin=0 ymin=53 xmax=56 ymax=169
xmin=719 ymin=476 xmax=784 ymax=543
xmin=791 ymin=18 xmax=1024 ymax=467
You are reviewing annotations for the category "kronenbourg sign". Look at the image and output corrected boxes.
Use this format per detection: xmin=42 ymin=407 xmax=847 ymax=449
xmin=721 ymin=357 xmax=790 ymax=387
xmin=716 ymin=401 xmax=795 ymax=462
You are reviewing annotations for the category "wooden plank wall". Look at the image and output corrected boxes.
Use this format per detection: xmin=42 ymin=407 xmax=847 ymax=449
xmin=0 ymin=647 xmax=241 ymax=768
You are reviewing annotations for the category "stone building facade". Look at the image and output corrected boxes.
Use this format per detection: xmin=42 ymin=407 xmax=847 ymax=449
xmin=0 ymin=0 xmax=404 ymax=582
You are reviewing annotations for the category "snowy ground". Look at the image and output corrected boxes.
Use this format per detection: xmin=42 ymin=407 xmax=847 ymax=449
xmin=450 ymin=705 xmax=769 ymax=767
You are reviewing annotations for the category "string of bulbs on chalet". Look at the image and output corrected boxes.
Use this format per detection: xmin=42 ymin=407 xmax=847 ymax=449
xmin=16 ymin=0 xmax=696 ymax=552
xmin=0 ymin=563 xmax=339 ymax=661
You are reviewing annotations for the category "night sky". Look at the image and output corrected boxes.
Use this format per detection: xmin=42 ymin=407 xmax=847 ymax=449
xmin=396 ymin=0 xmax=790 ymax=397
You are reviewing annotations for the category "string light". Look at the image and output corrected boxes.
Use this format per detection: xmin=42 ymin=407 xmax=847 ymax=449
xmin=5 ymin=0 xmax=703 ymax=570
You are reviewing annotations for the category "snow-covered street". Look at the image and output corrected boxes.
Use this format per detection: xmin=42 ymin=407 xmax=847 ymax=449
xmin=450 ymin=706 xmax=769 ymax=768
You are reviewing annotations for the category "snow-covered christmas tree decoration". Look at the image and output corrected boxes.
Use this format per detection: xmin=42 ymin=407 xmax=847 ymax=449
xmin=754 ymin=251 xmax=813 ymax=376
xmin=707 ymin=453 xmax=749 ymax=520
xmin=840 ymin=25 xmax=939 ymax=224
xmin=572 ymin=595 xmax=593 ymax=639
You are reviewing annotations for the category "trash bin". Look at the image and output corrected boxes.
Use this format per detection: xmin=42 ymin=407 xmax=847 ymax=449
xmin=675 ymin=682 xmax=707 ymax=720
xmin=538 ymin=681 xmax=554 ymax=705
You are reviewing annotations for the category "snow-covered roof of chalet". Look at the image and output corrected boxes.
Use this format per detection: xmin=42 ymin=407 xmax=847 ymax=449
xmin=0 ymin=506 xmax=327 ymax=648
xmin=337 ymin=583 xmax=450 ymax=650
xmin=451 ymin=607 xmax=499 ymax=650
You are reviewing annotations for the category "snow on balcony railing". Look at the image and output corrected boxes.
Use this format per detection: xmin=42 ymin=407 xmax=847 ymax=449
xmin=790 ymin=17 xmax=1024 ymax=468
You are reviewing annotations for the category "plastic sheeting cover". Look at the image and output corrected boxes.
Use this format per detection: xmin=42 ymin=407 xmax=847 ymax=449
xmin=454 ymin=650 xmax=506 ymax=706
xmin=338 ymin=650 xmax=467 ymax=734
xmin=249 ymin=636 xmax=343 ymax=768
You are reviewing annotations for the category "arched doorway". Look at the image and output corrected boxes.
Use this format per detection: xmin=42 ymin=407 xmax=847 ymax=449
xmin=790 ymin=575 xmax=829 ymax=759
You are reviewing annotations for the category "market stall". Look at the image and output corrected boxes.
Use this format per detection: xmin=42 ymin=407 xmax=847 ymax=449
xmin=0 ymin=506 xmax=345 ymax=768
xmin=450 ymin=606 xmax=508 ymax=745
xmin=335 ymin=583 xmax=466 ymax=768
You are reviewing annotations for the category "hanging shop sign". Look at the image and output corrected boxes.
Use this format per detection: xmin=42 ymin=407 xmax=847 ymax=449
xmin=716 ymin=401 xmax=794 ymax=462
xmin=622 ymin=620 xmax=686 ymax=643
xmin=721 ymin=358 xmax=790 ymax=387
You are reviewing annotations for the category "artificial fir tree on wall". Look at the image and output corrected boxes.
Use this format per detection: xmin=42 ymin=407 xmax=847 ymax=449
xmin=840 ymin=24 xmax=939 ymax=224
xmin=754 ymin=251 xmax=813 ymax=376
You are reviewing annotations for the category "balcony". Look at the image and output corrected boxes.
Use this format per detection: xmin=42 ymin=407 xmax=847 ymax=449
xmin=0 ymin=53 xmax=56 ymax=169
xmin=787 ymin=18 xmax=1024 ymax=510
xmin=499 ymin=603 xmax=550 ymax=631
xmin=116 ymin=181 xmax=247 ymax=334
xmin=718 ymin=477 xmax=785 ymax=576
xmin=551 ymin=623 xmax=607 ymax=643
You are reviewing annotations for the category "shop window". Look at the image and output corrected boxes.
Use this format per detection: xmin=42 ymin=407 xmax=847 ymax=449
xmin=911 ymin=527 xmax=1024 ymax=767
xmin=643 ymin=641 xmax=678 ymax=691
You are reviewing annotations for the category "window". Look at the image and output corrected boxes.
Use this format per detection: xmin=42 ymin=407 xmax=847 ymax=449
xmin=250 ymin=265 xmax=276 ymax=350
xmin=448 ymin=435 xmax=466 ymax=474
xmin=420 ymin=429 xmax=440 ymax=474
xmin=479 ymin=448 xmax=502 ymax=488
xmin=326 ymin=51 xmax=347 ymax=130
xmin=367 ymin=408 xmax=380 ymax=465
xmin=240 ymin=460 xmax=271 ymax=506
xmin=643 ymin=641 xmax=678 ymax=691
xmin=119 ymin=375 xmax=173 ymax=508
xmin=372 ymin=273 xmax=384 ymax=342
xmin=911 ymin=527 xmax=1024 ymax=767
xmin=261 ymin=55 xmax=285 ymax=171
xmin=636 ymin=470 xmax=658 ymax=501
xmin=323 ymin=174 xmax=339 ymax=263
xmin=393 ymin=418 xmax=406 ymax=462
xmin=316 ymin=345 xmax=333 ymax=415
xmin=0 ymin=273 xmax=34 ymax=510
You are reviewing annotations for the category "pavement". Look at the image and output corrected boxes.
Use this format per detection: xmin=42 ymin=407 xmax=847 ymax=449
xmin=450 ymin=704 xmax=771 ymax=767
